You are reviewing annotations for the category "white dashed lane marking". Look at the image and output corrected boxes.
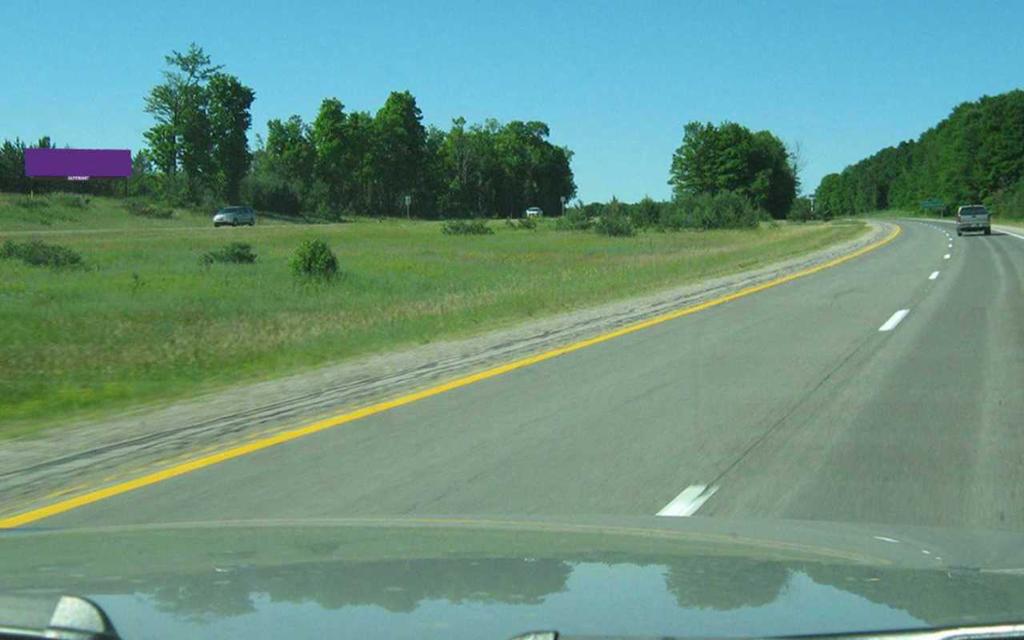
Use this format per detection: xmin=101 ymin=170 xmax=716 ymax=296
xmin=879 ymin=309 xmax=911 ymax=332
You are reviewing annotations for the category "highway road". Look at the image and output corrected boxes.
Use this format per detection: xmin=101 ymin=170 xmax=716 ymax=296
xmin=25 ymin=220 xmax=1024 ymax=532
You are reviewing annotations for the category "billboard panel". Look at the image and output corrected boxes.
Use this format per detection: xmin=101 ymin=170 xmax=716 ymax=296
xmin=24 ymin=148 xmax=131 ymax=178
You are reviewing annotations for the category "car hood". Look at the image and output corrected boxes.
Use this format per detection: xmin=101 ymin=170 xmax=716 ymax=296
xmin=3 ymin=515 xmax=1024 ymax=639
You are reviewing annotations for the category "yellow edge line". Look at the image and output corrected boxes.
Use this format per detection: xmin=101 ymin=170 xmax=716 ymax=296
xmin=1 ymin=223 xmax=901 ymax=528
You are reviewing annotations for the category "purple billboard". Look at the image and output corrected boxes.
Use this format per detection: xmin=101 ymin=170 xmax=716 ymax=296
xmin=24 ymin=148 xmax=131 ymax=179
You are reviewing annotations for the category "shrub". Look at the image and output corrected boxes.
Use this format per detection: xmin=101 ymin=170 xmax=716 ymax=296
xmin=505 ymin=217 xmax=537 ymax=230
xmin=442 ymin=219 xmax=494 ymax=235
xmin=0 ymin=239 xmax=83 ymax=268
xmin=787 ymin=197 xmax=815 ymax=222
xmin=632 ymin=197 xmax=662 ymax=228
xmin=663 ymin=191 xmax=763 ymax=230
xmin=158 ymin=173 xmax=189 ymax=206
xmin=126 ymin=201 xmax=174 ymax=219
xmin=986 ymin=179 xmax=1024 ymax=219
xmin=242 ymin=174 xmax=302 ymax=216
xmin=200 ymin=242 xmax=258 ymax=266
xmin=290 ymin=239 xmax=338 ymax=279
xmin=704 ymin=191 xmax=762 ymax=229
xmin=658 ymin=202 xmax=693 ymax=230
xmin=13 ymin=195 xmax=49 ymax=210
xmin=53 ymin=193 xmax=90 ymax=208
xmin=594 ymin=201 xmax=636 ymax=237
xmin=554 ymin=207 xmax=593 ymax=231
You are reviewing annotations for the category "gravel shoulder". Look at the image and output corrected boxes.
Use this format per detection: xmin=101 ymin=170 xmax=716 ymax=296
xmin=0 ymin=220 xmax=889 ymax=517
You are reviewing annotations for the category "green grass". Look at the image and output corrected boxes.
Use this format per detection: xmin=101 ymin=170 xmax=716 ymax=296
xmin=0 ymin=192 xmax=211 ymax=231
xmin=0 ymin=192 xmax=323 ymax=232
xmin=0 ymin=196 xmax=866 ymax=437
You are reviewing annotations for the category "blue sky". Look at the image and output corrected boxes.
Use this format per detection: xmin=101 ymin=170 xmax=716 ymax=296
xmin=3 ymin=0 xmax=1022 ymax=202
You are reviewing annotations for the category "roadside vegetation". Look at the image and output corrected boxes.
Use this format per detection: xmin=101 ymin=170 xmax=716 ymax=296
xmin=199 ymin=241 xmax=257 ymax=266
xmin=669 ymin=121 xmax=798 ymax=220
xmin=0 ymin=192 xmax=211 ymax=231
xmin=290 ymin=239 xmax=338 ymax=279
xmin=559 ymin=119 xmax=808 ymax=235
xmin=0 ymin=44 xmax=575 ymax=222
xmin=0 ymin=196 xmax=866 ymax=437
xmin=126 ymin=200 xmax=174 ymax=219
xmin=815 ymin=89 xmax=1024 ymax=220
xmin=0 ymin=43 xmax=864 ymax=437
xmin=441 ymin=219 xmax=494 ymax=235
xmin=0 ymin=238 xmax=83 ymax=268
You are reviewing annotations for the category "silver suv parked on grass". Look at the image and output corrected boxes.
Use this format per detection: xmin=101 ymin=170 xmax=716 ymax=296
xmin=213 ymin=206 xmax=256 ymax=227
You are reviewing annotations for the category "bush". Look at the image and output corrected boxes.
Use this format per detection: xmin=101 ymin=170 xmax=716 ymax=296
xmin=787 ymin=197 xmax=815 ymax=222
xmin=290 ymin=239 xmax=338 ymax=279
xmin=242 ymin=174 xmax=302 ymax=216
xmin=986 ymin=179 xmax=1024 ymax=219
xmin=129 ymin=172 xmax=159 ymax=198
xmin=657 ymin=202 xmax=692 ymax=230
xmin=594 ymin=201 xmax=636 ymax=236
xmin=663 ymin=192 xmax=763 ymax=230
xmin=12 ymin=195 xmax=49 ymax=210
xmin=694 ymin=192 xmax=761 ymax=229
xmin=505 ymin=217 xmax=537 ymax=230
xmin=442 ymin=219 xmax=494 ymax=235
xmin=126 ymin=201 xmax=174 ymax=219
xmin=0 ymin=239 xmax=83 ymax=268
xmin=632 ymin=197 xmax=662 ymax=228
xmin=53 ymin=193 xmax=90 ymax=208
xmin=200 ymin=242 xmax=258 ymax=266
xmin=554 ymin=207 xmax=593 ymax=231
xmin=158 ymin=173 xmax=189 ymax=206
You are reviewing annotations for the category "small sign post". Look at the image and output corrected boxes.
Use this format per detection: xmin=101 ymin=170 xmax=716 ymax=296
xmin=920 ymin=198 xmax=945 ymax=216
xmin=404 ymin=194 xmax=412 ymax=219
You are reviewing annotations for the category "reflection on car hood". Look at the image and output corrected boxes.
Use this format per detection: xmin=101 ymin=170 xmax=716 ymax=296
xmin=3 ymin=515 xmax=1024 ymax=640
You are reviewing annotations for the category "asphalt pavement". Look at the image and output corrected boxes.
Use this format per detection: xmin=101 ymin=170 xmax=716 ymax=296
xmin=37 ymin=220 xmax=1024 ymax=532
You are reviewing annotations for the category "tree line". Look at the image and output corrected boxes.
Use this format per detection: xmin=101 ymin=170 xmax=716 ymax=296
xmin=3 ymin=43 xmax=807 ymax=224
xmin=0 ymin=135 xmax=131 ymax=196
xmin=251 ymin=99 xmax=575 ymax=219
xmin=553 ymin=119 xmax=800 ymax=234
xmin=0 ymin=43 xmax=576 ymax=220
xmin=558 ymin=119 xmax=799 ymax=233
xmin=815 ymin=89 xmax=1024 ymax=217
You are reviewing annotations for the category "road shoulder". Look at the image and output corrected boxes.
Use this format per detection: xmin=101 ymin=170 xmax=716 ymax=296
xmin=0 ymin=220 xmax=891 ymax=518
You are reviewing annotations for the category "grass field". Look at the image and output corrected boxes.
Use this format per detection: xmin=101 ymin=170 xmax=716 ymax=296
xmin=0 ymin=194 xmax=867 ymax=437
xmin=0 ymin=192 xmax=324 ymax=232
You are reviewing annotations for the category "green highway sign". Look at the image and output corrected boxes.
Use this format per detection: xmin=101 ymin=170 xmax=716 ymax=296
xmin=920 ymin=198 xmax=945 ymax=210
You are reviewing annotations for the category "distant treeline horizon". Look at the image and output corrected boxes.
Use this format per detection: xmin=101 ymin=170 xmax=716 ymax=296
xmin=815 ymin=89 xmax=1024 ymax=217
xmin=0 ymin=43 xmax=576 ymax=221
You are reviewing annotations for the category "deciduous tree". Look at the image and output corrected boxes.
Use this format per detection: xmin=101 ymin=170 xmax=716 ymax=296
xmin=208 ymin=73 xmax=255 ymax=202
